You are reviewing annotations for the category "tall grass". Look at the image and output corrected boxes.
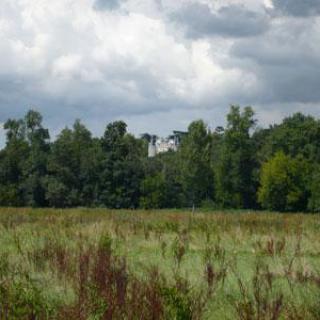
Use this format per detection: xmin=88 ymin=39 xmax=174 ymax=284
xmin=0 ymin=208 xmax=319 ymax=319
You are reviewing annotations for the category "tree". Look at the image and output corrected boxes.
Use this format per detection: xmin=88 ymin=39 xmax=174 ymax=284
xmin=160 ymin=152 xmax=184 ymax=208
xmin=45 ymin=177 xmax=69 ymax=208
xmin=0 ymin=106 xmax=318 ymax=212
xmin=140 ymin=173 xmax=166 ymax=209
xmin=21 ymin=110 xmax=50 ymax=207
xmin=258 ymin=152 xmax=310 ymax=212
xmin=260 ymin=113 xmax=320 ymax=162
xmin=0 ymin=118 xmax=28 ymax=206
xmin=46 ymin=120 xmax=103 ymax=207
xmin=215 ymin=106 xmax=257 ymax=208
xmin=140 ymin=152 xmax=184 ymax=209
xmin=3 ymin=119 xmax=26 ymax=142
xmin=307 ymin=165 xmax=320 ymax=212
xmin=0 ymin=110 xmax=50 ymax=207
xmin=99 ymin=121 xmax=144 ymax=208
xmin=178 ymin=120 xmax=213 ymax=207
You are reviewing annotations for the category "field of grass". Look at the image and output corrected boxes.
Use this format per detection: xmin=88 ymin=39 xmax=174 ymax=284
xmin=0 ymin=208 xmax=320 ymax=319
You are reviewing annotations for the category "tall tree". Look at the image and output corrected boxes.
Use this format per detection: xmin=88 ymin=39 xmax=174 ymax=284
xmin=99 ymin=121 xmax=144 ymax=208
xmin=46 ymin=120 xmax=103 ymax=207
xmin=21 ymin=110 xmax=50 ymax=207
xmin=178 ymin=120 xmax=213 ymax=207
xmin=140 ymin=152 xmax=184 ymax=209
xmin=215 ymin=106 xmax=257 ymax=208
xmin=0 ymin=119 xmax=28 ymax=205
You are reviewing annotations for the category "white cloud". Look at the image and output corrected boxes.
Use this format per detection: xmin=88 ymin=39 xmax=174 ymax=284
xmin=0 ymin=0 xmax=319 ymax=144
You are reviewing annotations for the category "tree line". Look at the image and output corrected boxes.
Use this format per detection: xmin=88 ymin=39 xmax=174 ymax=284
xmin=1 ymin=106 xmax=320 ymax=212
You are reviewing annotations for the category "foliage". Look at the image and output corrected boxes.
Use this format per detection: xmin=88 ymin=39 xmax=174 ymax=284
xmin=178 ymin=120 xmax=213 ymax=207
xmin=140 ymin=173 xmax=166 ymax=209
xmin=307 ymin=165 xmax=320 ymax=212
xmin=260 ymin=113 xmax=320 ymax=162
xmin=215 ymin=106 xmax=257 ymax=208
xmin=0 ymin=107 xmax=319 ymax=212
xmin=258 ymin=152 xmax=310 ymax=211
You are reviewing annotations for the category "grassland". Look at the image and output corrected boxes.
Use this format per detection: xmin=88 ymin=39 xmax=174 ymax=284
xmin=0 ymin=208 xmax=319 ymax=319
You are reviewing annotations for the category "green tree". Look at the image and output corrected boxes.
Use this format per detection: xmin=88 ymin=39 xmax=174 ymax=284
xmin=258 ymin=152 xmax=310 ymax=212
xmin=260 ymin=113 xmax=320 ymax=162
xmin=21 ymin=110 xmax=50 ymax=207
xmin=99 ymin=121 xmax=144 ymax=208
xmin=0 ymin=119 xmax=28 ymax=206
xmin=160 ymin=152 xmax=184 ymax=208
xmin=178 ymin=120 xmax=213 ymax=207
xmin=46 ymin=120 xmax=103 ymax=207
xmin=307 ymin=165 xmax=320 ymax=212
xmin=0 ymin=111 xmax=51 ymax=207
xmin=215 ymin=106 xmax=257 ymax=208
xmin=141 ymin=152 xmax=184 ymax=209
xmin=140 ymin=173 xmax=166 ymax=209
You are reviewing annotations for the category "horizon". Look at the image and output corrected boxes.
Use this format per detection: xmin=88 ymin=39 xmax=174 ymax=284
xmin=0 ymin=106 xmax=317 ymax=149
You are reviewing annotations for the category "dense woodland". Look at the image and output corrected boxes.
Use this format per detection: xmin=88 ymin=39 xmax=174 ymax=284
xmin=1 ymin=106 xmax=320 ymax=212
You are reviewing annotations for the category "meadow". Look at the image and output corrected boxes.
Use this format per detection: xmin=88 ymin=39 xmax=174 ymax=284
xmin=0 ymin=208 xmax=319 ymax=319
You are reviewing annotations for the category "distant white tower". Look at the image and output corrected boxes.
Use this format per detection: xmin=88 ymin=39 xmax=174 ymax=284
xmin=148 ymin=135 xmax=157 ymax=157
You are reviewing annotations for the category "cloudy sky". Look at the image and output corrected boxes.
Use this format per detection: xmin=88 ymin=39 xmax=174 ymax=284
xmin=1 ymin=0 xmax=320 ymax=142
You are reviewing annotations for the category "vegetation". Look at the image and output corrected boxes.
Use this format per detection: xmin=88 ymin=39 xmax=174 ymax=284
xmin=258 ymin=152 xmax=310 ymax=212
xmin=0 ymin=208 xmax=319 ymax=319
xmin=1 ymin=106 xmax=320 ymax=212
xmin=0 ymin=107 xmax=318 ymax=318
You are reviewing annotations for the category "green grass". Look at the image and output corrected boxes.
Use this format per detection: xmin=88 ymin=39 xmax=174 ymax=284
xmin=0 ymin=208 xmax=319 ymax=319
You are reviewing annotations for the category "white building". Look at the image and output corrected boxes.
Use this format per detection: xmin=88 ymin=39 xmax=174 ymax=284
xmin=148 ymin=131 xmax=186 ymax=157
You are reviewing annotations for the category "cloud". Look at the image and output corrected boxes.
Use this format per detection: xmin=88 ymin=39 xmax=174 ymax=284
xmin=0 ymin=0 xmax=320 ymax=146
xmin=172 ymin=3 xmax=270 ymax=39
xmin=230 ymin=17 xmax=320 ymax=105
xmin=272 ymin=0 xmax=320 ymax=17
xmin=93 ymin=0 xmax=123 ymax=11
xmin=0 ymin=0 xmax=240 ymax=137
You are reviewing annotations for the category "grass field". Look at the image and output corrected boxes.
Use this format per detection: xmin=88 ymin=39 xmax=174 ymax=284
xmin=0 ymin=208 xmax=319 ymax=319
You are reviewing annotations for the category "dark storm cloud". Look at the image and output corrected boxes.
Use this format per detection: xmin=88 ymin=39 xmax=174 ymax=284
xmin=172 ymin=3 xmax=270 ymax=39
xmin=93 ymin=0 xmax=123 ymax=11
xmin=272 ymin=0 xmax=320 ymax=17
xmin=0 ymin=66 xmax=188 ymax=141
xmin=230 ymin=18 xmax=320 ymax=105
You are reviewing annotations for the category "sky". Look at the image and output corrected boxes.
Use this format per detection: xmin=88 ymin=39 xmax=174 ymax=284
xmin=1 ymin=0 xmax=320 ymax=143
